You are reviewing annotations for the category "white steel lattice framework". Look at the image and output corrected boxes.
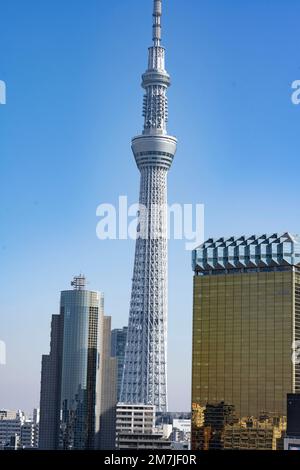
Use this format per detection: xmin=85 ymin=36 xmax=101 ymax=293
xmin=120 ymin=0 xmax=177 ymax=412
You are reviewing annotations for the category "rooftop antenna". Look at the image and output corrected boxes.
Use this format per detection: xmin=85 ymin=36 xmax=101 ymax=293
xmin=71 ymin=274 xmax=86 ymax=291
xmin=153 ymin=0 xmax=162 ymax=46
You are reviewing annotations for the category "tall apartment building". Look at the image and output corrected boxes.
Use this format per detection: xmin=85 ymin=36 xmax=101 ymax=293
xmin=191 ymin=233 xmax=300 ymax=449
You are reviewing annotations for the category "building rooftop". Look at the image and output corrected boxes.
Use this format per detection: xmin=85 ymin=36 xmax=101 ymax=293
xmin=192 ymin=232 xmax=300 ymax=273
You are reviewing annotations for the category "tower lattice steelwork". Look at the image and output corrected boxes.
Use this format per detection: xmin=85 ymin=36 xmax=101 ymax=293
xmin=121 ymin=0 xmax=177 ymax=412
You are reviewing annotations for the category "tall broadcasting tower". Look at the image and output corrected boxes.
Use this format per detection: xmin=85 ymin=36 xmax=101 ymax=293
xmin=121 ymin=0 xmax=177 ymax=412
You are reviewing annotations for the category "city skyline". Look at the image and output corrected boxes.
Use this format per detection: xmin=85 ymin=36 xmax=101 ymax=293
xmin=2 ymin=0 xmax=300 ymax=414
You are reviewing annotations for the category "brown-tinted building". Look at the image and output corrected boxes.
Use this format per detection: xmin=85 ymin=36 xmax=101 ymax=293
xmin=191 ymin=233 xmax=300 ymax=450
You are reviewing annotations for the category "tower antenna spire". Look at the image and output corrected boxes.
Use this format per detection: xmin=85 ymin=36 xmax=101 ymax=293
xmin=153 ymin=0 xmax=162 ymax=46
xmin=121 ymin=0 xmax=177 ymax=412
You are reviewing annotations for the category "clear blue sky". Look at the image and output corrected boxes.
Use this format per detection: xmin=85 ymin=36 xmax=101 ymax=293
xmin=1 ymin=0 xmax=300 ymax=412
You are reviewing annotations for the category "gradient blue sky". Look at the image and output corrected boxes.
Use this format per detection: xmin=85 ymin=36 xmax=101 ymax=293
xmin=1 ymin=0 xmax=300 ymax=412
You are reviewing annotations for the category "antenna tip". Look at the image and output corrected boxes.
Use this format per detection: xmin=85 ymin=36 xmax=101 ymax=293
xmin=153 ymin=0 xmax=162 ymax=16
xmin=153 ymin=0 xmax=162 ymax=45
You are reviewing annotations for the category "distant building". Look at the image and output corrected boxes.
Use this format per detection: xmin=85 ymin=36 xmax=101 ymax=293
xmin=154 ymin=413 xmax=191 ymax=449
xmin=111 ymin=327 xmax=127 ymax=401
xmin=0 ymin=411 xmax=38 ymax=450
xmin=170 ymin=419 xmax=191 ymax=449
xmin=4 ymin=435 xmax=21 ymax=450
xmin=116 ymin=403 xmax=171 ymax=450
xmin=0 ymin=410 xmax=18 ymax=421
xmin=0 ymin=413 xmax=22 ymax=450
xmin=162 ymin=424 xmax=173 ymax=440
xmin=39 ymin=312 xmax=63 ymax=450
xmin=156 ymin=411 xmax=191 ymax=426
xmin=287 ymin=394 xmax=300 ymax=437
xmin=192 ymin=233 xmax=300 ymax=450
xmin=32 ymin=409 xmax=40 ymax=426
xmin=32 ymin=409 xmax=40 ymax=448
xmin=21 ymin=421 xmax=36 ymax=449
xmin=284 ymin=393 xmax=300 ymax=450
xmin=173 ymin=419 xmax=191 ymax=434
xmin=39 ymin=275 xmax=104 ymax=450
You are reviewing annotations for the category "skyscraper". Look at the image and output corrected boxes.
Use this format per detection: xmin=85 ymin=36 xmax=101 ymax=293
xmin=284 ymin=394 xmax=300 ymax=449
xmin=287 ymin=394 xmax=300 ymax=438
xmin=111 ymin=327 xmax=128 ymax=401
xmin=191 ymin=233 xmax=300 ymax=449
xmin=99 ymin=316 xmax=117 ymax=450
xmin=121 ymin=0 xmax=177 ymax=412
xmin=39 ymin=314 xmax=63 ymax=450
xmin=60 ymin=275 xmax=103 ymax=449
xmin=39 ymin=275 xmax=104 ymax=450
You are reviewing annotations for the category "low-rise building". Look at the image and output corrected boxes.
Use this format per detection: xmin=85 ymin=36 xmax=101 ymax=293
xmin=0 ymin=410 xmax=39 ymax=450
xmin=116 ymin=404 xmax=171 ymax=450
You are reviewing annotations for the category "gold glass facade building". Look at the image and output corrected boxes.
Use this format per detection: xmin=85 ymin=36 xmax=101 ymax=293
xmin=191 ymin=233 xmax=300 ymax=450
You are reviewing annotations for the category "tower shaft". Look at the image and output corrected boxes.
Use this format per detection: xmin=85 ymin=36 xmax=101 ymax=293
xmin=121 ymin=0 xmax=177 ymax=412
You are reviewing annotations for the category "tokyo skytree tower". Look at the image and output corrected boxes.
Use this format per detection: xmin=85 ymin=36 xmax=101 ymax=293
xmin=121 ymin=0 xmax=177 ymax=412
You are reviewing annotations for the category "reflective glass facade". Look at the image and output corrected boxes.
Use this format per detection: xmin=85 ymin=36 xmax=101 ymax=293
xmin=192 ymin=233 xmax=300 ymax=450
xmin=39 ymin=314 xmax=63 ymax=450
xmin=60 ymin=288 xmax=103 ymax=449
xmin=111 ymin=327 xmax=128 ymax=401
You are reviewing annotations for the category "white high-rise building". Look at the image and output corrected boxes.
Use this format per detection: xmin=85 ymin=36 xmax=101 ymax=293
xmin=121 ymin=0 xmax=177 ymax=412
